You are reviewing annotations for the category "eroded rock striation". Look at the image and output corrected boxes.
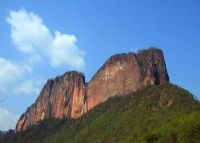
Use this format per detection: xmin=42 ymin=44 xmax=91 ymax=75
xmin=16 ymin=48 xmax=169 ymax=132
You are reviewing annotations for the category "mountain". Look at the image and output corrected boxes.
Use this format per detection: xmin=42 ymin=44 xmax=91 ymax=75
xmin=0 ymin=131 xmax=6 ymax=140
xmin=16 ymin=48 xmax=169 ymax=132
xmin=2 ymin=83 xmax=200 ymax=143
xmin=0 ymin=130 xmax=14 ymax=141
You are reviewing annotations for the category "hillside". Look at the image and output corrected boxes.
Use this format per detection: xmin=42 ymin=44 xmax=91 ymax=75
xmin=2 ymin=83 xmax=200 ymax=143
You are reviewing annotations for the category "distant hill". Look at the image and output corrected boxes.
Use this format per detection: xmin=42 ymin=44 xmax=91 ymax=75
xmin=2 ymin=83 xmax=200 ymax=143
xmin=0 ymin=130 xmax=14 ymax=142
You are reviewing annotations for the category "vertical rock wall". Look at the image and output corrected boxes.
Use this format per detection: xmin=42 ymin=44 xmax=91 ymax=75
xmin=16 ymin=48 xmax=169 ymax=132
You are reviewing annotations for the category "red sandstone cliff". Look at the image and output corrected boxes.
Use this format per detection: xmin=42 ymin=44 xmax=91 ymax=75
xmin=16 ymin=72 xmax=87 ymax=132
xmin=87 ymin=48 xmax=169 ymax=110
xmin=16 ymin=48 xmax=169 ymax=132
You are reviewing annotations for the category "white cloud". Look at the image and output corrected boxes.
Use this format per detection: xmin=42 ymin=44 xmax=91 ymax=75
xmin=7 ymin=9 xmax=85 ymax=70
xmin=6 ymin=9 xmax=51 ymax=55
xmin=14 ymin=79 xmax=44 ymax=96
xmin=0 ymin=108 xmax=19 ymax=131
xmin=2 ymin=8 xmax=84 ymax=96
xmin=0 ymin=57 xmax=27 ymax=82
xmin=0 ymin=57 xmax=43 ymax=96
xmin=50 ymin=31 xmax=85 ymax=69
xmin=0 ymin=57 xmax=29 ymax=93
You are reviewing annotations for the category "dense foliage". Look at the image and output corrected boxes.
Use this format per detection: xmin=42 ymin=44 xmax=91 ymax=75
xmin=2 ymin=83 xmax=200 ymax=143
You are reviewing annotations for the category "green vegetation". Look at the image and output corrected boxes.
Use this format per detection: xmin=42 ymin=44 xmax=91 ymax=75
xmin=2 ymin=83 xmax=200 ymax=143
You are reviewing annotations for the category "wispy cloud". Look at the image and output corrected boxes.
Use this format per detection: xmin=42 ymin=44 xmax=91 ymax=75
xmin=14 ymin=79 xmax=44 ymax=96
xmin=7 ymin=9 xmax=85 ymax=70
xmin=0 ymin=57 xmax=43 ymax=96
xmin=0 ymin=57 xmax=30 ymax=94
xmin=0 ymin=108 xmax=19 ymax=131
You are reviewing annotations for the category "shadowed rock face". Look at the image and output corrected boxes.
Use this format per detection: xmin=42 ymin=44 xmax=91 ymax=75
xmin=16 ymin=48 xmax=169 ymax=132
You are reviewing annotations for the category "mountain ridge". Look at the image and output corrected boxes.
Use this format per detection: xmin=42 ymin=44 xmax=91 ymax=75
xmin=16 ymin=47 xmax=169 ymax=132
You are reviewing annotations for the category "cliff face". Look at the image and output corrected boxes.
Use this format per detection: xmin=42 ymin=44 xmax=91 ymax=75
xmin=16 ymin=48 xmax=169 ymax=132
xmin=16 ymin=72 xmax=87 ymax=132
xmin=87 ymin=48 xmax=169 ymax=110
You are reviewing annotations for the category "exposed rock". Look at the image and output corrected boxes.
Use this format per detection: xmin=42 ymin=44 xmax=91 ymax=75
xmin=87 ymin=48 xmax=169 ymax=110
xmin=16 ymin=71 xmax=87 ymax=132
xmin=16 ymin=48 xmax=169 ymax=132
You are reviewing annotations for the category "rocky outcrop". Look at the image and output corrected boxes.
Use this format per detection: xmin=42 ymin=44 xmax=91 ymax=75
xmin=16 ymin=48 xmax=169 ymax=132
xmin=87 ymin=48 xmax=169 ymax=110
xmin=16 ymin=71 xmax=87 ymax=132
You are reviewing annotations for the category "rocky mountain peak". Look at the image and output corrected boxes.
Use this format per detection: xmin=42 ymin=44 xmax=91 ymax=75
xmin=16 ymin=48 xmax=169 ymax=132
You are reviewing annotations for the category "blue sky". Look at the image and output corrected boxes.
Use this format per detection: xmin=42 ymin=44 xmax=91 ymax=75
xmin=0 ymin=0 xmax=200 ymax=130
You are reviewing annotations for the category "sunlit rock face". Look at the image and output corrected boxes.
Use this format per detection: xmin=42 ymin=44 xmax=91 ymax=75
xmin=16 ymin=71 xmax=87 ymax=132
xmin=87 ymin=48 xmax=169 ymax=110
xmin=16 ymin=48 xmax=169 ymax=132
